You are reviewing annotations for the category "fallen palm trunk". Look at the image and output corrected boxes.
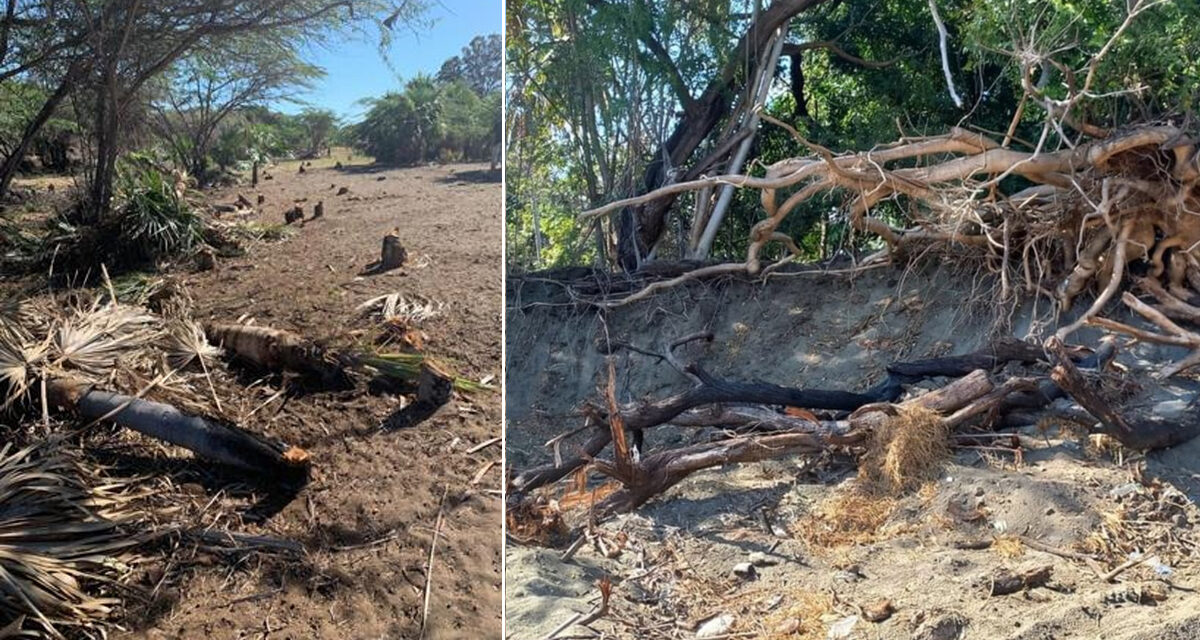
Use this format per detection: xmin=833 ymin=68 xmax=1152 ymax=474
xmin=204 ymin=322 xmax=345 ymax=383
xmin=46 ymin=377 xmax=309 ymax=481
xmin=205 ymin=322 xmax=486 ymax=395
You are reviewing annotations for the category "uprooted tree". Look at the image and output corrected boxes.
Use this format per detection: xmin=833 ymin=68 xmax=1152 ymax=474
xmin=505 ymin=0 xmax=1200 ymax=532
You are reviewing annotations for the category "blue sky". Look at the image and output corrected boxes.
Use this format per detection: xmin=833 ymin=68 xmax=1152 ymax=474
xmin=279 ymin=1 xmax=502 ymax=123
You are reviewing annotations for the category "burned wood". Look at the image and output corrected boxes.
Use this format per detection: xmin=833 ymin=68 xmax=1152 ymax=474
xmin=511 ymin=336 xmax=1045 ymax=497
xmin=885 ymin=337 xmax=1049 ymax=380
xmin=590 ymin=370 xmax=995 ymax=516
xmin=593 ymin=424 xmax=853 ymax=515
xmin=46 ymin=377 xmax=308 ymax=482
xmin=1047 ymin=336 xmax=1200 ymax=449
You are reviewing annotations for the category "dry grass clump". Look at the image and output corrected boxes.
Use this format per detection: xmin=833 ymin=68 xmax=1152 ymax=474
xmin=858 ymin=405 xmax=950 ymax=494
xmin=0 ymin=442 xmax=144 ymax=637
xmin=1080 ymin=478 xmax=1199 ymax=571
xmin=795 ymin=407 xmax=950 ymax=549
xmin=794 ymin=489 xmax=899 ymax=549
xmin=754 ymin=591 xmax=835 ymax=639
xmin=992 ymin=535 xmax=1025 ymax=559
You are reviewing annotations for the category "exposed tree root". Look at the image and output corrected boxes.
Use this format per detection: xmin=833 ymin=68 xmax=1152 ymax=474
xmin=580 ymin=124 xmax=1200 ymax=328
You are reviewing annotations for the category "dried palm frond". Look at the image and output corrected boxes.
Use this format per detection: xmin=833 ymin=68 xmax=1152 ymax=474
xmin=49 ymin=303 xmax=160 ymax=377
xmin=357 ymin=293 xmax=444 ymax=325
xmin=162 ymin=318 xmax=222 ymax=370
xmin=355 ymin=351 xmax=491 ymax=393
xmin=0 ymin=442 xmax=142 ymax=637
xmin=0 ymin=326 xmax=44 ymax=409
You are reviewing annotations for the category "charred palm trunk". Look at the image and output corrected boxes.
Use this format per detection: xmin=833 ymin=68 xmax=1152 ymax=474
xmin=46 ymin=378 xmax=309 ymax=482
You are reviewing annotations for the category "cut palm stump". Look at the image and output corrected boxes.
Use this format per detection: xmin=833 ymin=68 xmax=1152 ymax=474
xmin=46 ymin=377 xmax=309 ymax=481
xmin=381 ymin=228 xmax=407 ymax=270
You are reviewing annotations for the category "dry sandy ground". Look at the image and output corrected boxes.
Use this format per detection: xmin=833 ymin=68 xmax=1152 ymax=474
xmin=504 ymin=268 xmax=1200 ymax=640
xmin=106 ymin=161 xmax=504 ymax=639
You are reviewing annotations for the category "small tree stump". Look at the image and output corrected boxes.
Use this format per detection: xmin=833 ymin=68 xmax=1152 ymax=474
xmin=257 ymin=194 xmax=265 ymax=205
xmin=195 ymin=247 xmax=216 ymax=271
xmin=381 ymin=229 xmax=407 ymax=269
xmin=313 ymin=201 xmax=324 ymax=219
xmin=417 ymin=361 xmax=454 ymax=408
xmin=298 ymin=164 xmax=306 ymax=174
xmin=337 ymin=186 xmax=349 ymax=195
xmin=285 ymin=206 xmax=303 ymax=224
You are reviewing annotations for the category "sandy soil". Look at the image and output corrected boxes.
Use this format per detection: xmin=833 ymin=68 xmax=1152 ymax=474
xmin=504 ymin=267 xmax=1200 ymax=640
xmin=105 ymin=161 xmax=504 ymax=639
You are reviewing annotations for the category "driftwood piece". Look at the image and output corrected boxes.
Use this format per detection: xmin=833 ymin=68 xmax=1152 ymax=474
xmin=46 ymin=377 xmax=308 ymax=481
xmin=885 ymin=337 xmax=1050 ymax=380
xmin=1089 ymin=291 xmax=1200 ymax=377
xmin=989 ymin=565 xmax=1052 ymax=596
xmin=510 ymin=337 xmax=1045 ymax=497
xmin=1047 ymin=337 xmax=1200 ymax=449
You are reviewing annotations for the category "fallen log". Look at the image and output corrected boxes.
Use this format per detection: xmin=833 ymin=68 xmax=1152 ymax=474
xmin=204 ymin=322 xmax=345 ymax=383
xmin=46 ymin=377 xmax=308 ymax=482
xmin=509 ymin=340 xmax=1031 ymax=496
xmin=591 ymin=370 xmax=996 ymax=515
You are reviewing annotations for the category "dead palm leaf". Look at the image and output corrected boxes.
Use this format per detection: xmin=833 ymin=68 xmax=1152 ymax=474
xmin=0 ymin=442 xmax=141 ymax=637
xmin=0 ymin=327 xmax=44 ymax=410
xmin=162 ymin=318 xmax=222 ymax=370
xmin=49 ymin=303 xmax=159 ymax=377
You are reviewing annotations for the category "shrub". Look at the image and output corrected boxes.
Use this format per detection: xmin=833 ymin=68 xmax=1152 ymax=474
xmin=113 ymin=155 xmax=204 ymax=262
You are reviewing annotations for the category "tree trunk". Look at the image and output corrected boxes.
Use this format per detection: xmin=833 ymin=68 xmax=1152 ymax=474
xmin=0 ymin=64 xmax=80 ymax=198
xmin=84 ymin=74 xmax=121 ymax=223
xmin=616 ymin=0 xmax=829 ymax=270
xmin=381 ymin=231 xmax=407 ymax=270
